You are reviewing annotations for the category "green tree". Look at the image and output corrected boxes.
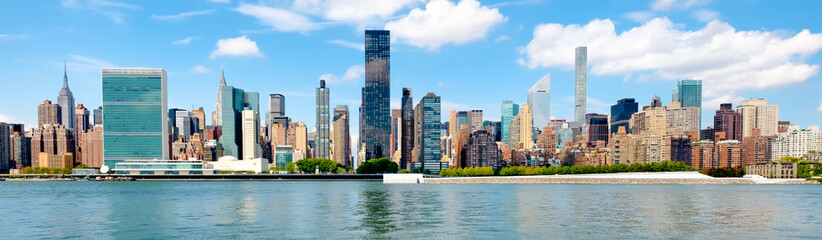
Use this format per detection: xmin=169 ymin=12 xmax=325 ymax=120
xmin=295 ymin=158 xmax=342 ymax=173
xmin=285 ymin=162 xmax=296 ymax=173
xmin=357 ymin=158 xmax=399 ymax=174
xmin=75 ymin=164 xmax=90 ymax=169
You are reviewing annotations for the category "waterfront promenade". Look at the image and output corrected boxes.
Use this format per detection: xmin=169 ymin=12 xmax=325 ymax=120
xmin=422 ymin=172 xmax=817 ymax=184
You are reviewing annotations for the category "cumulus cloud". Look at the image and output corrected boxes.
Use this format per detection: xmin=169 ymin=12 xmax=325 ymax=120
xmin=172 ymin=37 xmax=196 ymax=45
xmin=519 ymin=17 xmax=822 ymax=104
xmin=152 ymin=9 xmax=215 ymax=21
xmin=327 ymin=39 xmax=364 ymax=51
xmin=293 ymin=0 xmax=422 ymax=24
xmin=234 ymin=4 xmax=321 ymax=33
xmin=209 ymin=36 xmax=264 ymax=59
xmin=651 ymin=0 xmax=713 ymax=11
xmin=385 ymin=0 xmax=506 ymax=51
xmin=320 ymin=65 xmax=365 ymax=84
xmin=190 ymin=65 xmax=211 ymax=73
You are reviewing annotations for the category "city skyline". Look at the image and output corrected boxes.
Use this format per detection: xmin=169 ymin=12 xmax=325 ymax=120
xmin=2 ymin=0 xmax=822 ymax=148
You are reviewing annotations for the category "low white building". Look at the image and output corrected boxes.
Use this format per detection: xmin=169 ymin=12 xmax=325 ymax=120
xmin=209 ymin=156 xmax=269 ymax=173
xmin=113 ymin=159 xmax=215 ymax=175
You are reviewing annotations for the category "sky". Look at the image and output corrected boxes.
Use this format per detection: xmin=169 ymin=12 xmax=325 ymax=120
xmin=2 ymin=0 xmax=822 ymax=155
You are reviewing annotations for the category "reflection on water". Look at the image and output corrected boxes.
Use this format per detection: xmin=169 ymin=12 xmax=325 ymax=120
xmin=1 ymin=182 xmax=821 ymax=239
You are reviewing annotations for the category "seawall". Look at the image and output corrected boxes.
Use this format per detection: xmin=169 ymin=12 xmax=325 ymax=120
xmin=423 ymin=172 xmax=817 ymax=184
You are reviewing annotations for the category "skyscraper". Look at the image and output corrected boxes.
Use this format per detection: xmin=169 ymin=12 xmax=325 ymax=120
xmin=38 ymin=100 xmax=61 ymax=126
xmin=467 ymin=109 xmax=483 ymax=131
xmin=362 ymin=30 xmax=391 ymax=160
xmin=58 ymin=63 xmax=75 ymax=130
xmin=510 ymin=104 xmax=534 ymax=149
xmin=74 ymin=104 xmax=90 ymax=138
xmin=390 ymin=109 xmax=401 ymax=157
xmin=413 ymin=93 xmax=443 ymax=174
xmin=529 ymin=74 xmax=551 ymax=129
xmin=610 ymin=98 xmax=638 ymax=134
xmin=315 ymin=80 xmax=330 ymax=159
xmin=218 ymin=85 xmax=258 ymax=160
xmin=332 ymin=105 xmax=350 ymax=166
xmin=93 ymin=107 xmax=103 ymax=126
xmin=213 ymin=69 xmax=227 ymax=126
xmin=574 ymin=47 xmax=587 ymax=123
xmin=242 ymin=107 xmax=259 ymax=159
xmin=401 ymin=88 xmax=414 ymax=169
xmin=586 ymin=113 xmax=609 ymax=147
xmin=714 ymin=103 xmax=743 ymax=141
xmin=102 ymin=68 xmax=168 ymax=169
xmin=501 ymin=101 xmax=519 ymax=146
xmin=269 ymin=93 xmax=285 ymax=118
xmin=191 ymin=107 xmax=205 ymax=132
xmin=0 ymin=123 xmax=10 ymax=172
xmin=676 ymin=79 xmax=702 ymax=128
xmin=736 ymin=98 xmax=779 ymax=137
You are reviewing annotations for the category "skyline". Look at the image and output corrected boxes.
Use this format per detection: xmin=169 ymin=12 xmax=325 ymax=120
xmin=2 ymin=0 xmax=822 ymax=142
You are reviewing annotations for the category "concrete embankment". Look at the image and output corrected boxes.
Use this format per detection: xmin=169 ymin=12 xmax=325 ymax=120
xmin=423 ymin=172 xmax=817 ymax=184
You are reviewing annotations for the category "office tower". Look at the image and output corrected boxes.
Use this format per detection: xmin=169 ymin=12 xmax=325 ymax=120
xmin=610 ymin=98 xmax=638 ymax=134
xmin=671 ymin=87 xmax=679 ymax=103
xmin=218 ymin=84 xmax=258 ymax=160
xmin=631 ymin=96 xmax=667 ymax=135
xmin=501 ymin=101 xmax=519 ymax=146
xmin=510 ymin=104 xmax=534 ymax=150
xmin=484 ymin=121 xmax=502 ymax=142
xmin=0 ymin=123 xmax=10 ymax=172
xmin=666 ymin=102 xmax=700 ymax=134
xmin=315 ymin=80 xmax=330 ymax=159
xmin=401 ymin=88 xmax=414 ymax=169
xmin=676 ymin=79 xmax=702 ymax=128
xmin=274 ymin=145 xmax=293 ymax=168
xmin=467 ymin=109 xmax=483 ymax=131
xmin=457 ymin=111 xmax=468 ymax=128
xmin=213 ymin=69 xmax=227 ymax=126
xmin=74 ymin=104 xmax=90 ymax=133
xmin=714 ymin=103 xmax=743 ymax=141
xmin=57 ymin=63 xmax=75 ymax=129
xmin=191 ymin=107 xmax=205 ymax=131
xmin=460 ymin=130 xmax=501 ymax=168
xmin=448 ymin=109 xmax=456 ymax=138
xmin=743 ymin=129 xmax=773 ymax=166
xmin=93 ymin=107 xmax=103 ymax=126
xmin=174 ymin=109 xmax=194 ymax=141
xmin=10 ymin=131 xmax=31 ymax=168
xmin=241 ymin=108 xmax=259 ymax=159
xmin=574 ymin=46 xmax=587 ymax=123
xmin=772 ymin=125 xmax=822 ymax=160
xmin=333 ymin=105 xmax=351 ymax=166
xmin=586 ymin=113 xmax=609 ymax=147
xmin=529 ymin=74 xmax=551 ymax=129
xmin=736 ymin=99 xmax=779 ymax=137
xmin=268 ymin=93 xmax=288 ymax=138
xmin=413 ymin=93 xmax=443 ymax=174
xmin=555 ymin=128 xmax=573 ymax=149
xmin=362 ymin=30 xmax=391 ymax=160
xmin=102 ymin=68 xmax=168 ymax=169
xmin=269 ymin=93 xmax=285 ymax=117
xmin=38 ymin=100 xmax=61 ymax=126
xmin=390 ymin=109 xmax=401 ymax=157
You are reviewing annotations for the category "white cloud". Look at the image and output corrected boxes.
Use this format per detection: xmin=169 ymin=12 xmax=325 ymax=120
xmin=692 ymin=9 xmax=719 ymax=22
xmin=190 ymin=65 xmax=211 ymax=73
xmin=385 ymin=0 xmax=506 ymax=51
xmin=234 ymin=4 xmax=321 ymax=33
xmin=0 ymin=113 xmax=19 ymax=123
xmin=206 ymin=0 xmax=230 ymax=3
xmin=209 ymin=36 xmax=264 ymax=59
xmin=152 ymin=9 xmax=215 ymax=21
xmin=494 ymin=35 xmax=510 ymax=42
xmin=327 ymin=39 xmax=364 ymax=51
xmin=818 ymin=102 xmax=822 ymax=112
xmin=69 ymin=54 xmax=115 ymax=71
xmin=61 ymin=0 xmax=140 ymax=24
xmin=519 ymin=17 xmax=822 ymax=105
xmin=651 ymin=0 xmax=712 ymax=11
xmin=623 ymin=11 xmax=656 ymax=23
xmin=320 ymin=65 xmax=365 ymax=84
xmin=0 ymin=34 xmax=30 ymax=40
xmin=293 ymin=0 xmax=422 ymax=24
xmin=172 ymin=37 xmax=196 ymax=45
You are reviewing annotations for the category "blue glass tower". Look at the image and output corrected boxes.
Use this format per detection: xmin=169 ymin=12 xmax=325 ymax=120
xmin=677 ymin=79 xmax=702 ymax=128
xmin=501 ymin=101 xmax=519 ymax=146
xmin=102 ymin=68 xmax=168 ymax=169
xmin=362 ymin=30 xmax=391 ymax=160
xmin=415 ymin=93 xmax=442 ymax=174
xmin=610 ymin=98 xmax=638 ymax=133
xmin=219 ymin=85 xmax=258 ymax=160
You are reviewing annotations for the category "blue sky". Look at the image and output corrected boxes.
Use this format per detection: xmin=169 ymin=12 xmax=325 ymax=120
xmin=2 ymin=0 xmax=822 ymax=143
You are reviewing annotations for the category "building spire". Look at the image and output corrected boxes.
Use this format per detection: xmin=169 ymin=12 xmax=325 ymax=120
xmin=219 ymin=64 xmax=226 ymax=87
xmin=62 ymin=60 xmax=69 ymax=90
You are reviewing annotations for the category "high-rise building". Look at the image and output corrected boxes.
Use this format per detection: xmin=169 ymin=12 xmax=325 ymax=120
xmin=102 ymin=68 xmax=168 ymax=169
xmin=10 ymin=131 xmax=31 ymax=169
xmin=736 ymin=99 xmax=779 ymax=137
xmin=574 ymin=46 xmax=587 ymax=122
xmin=676 ymin=79 xmax=702 ymax=128
xmin=716 ymin=140 xmax=743 ymax=168
xmin=191 ymin=107 xmax=205 ymax=132
xmin=536 ymin=126 xmax=557 ymax=152
xmin=241 ymin=108 xmax=260 ymax=160
xmin=0 ymin=123 xmax=10 ymax=172
xmin=30 ymin=124 xmax=75 ymax=167
xmin=315 ymin=80 xmax=330 ymax=159
xmin=213 ymin=69 xmax=227 ymax=126
xmin=269 ymin=93 xmax=285 ymax=118
xmin=401 ymin=88 xmax=414 ymax=169
xmin=467 ymin=109 xmax=483 ymax=131
xmin=713 ymin=103 xmax=743 ymax=141
xmin=93 ymin=107 xmax=103 ymax=126
xmin=218 ymin=84 xmax=258 ymax=160
xmin=390 ymin=109 xmax=401 ymax=157
xmin=173 ymin=109 xmax=194 ymax=142
xmin=631 ymin=96 xmax=667 ymax=135
xmin=362 ymin=30 xmax=391 ymax=160
xmin=586 ymin=113 xmax=609 ymax=147
xmin=743 ymin=129 xmax=773 ymax=166
xmin=78 ymin=125 xmax=103 ymax=167
xmin=691 ymin=140 xmax=715 ymax=170
xmin=772 ymin=125 xmax=822 ymax=160
xmin=333 ymin=105 xmax=351 ymax=166
xmin=460 ymin=130 xmax=501 ymax=168
xmin=58 ymin=63 xmax=75 ymax=130
xmin=413 ymin=93 xmax=444 ymax=174
xmin=74 ymin=104 xmax=90 ymax=133
xmin=510 ymin=104 xmax=534 ymax=150
xmin=529 ymin=74 xmax=551 ymax=129
xmin=38 ymin=100 xmax=61 ymax=126
xmin=501 ymin=101 xmax=519 ymax=146
xmin=611 ymin=98 xmax=638 ymax=134
xmin=666 ymin=102 xmax=700 ymax=134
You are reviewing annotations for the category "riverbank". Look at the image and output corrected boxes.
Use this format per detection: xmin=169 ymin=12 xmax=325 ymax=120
xmin=423 ymin=172 xmax=817 ymax=184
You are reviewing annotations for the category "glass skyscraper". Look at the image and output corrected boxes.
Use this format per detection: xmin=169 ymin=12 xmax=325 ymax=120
xmin=574 ymin=46 xmax=587 ymax=123
xmin=610 ymin=98 xmax=638 ymax=133
xmin=315 ymin=80 xmax=330 ymax=159
xmin=102 ymin=68 xmax=168 ymax=169
xmin=528 ymin=74 xmax=551 ymax=129
xmin=219 ymin=85 xmax=258 ymax=160
xmin=362 ymin=30 xmax=391 ymax=160
xmin=400 ymin=88 xmax=413 ymax=170
xmin=415 ymin=93 xmax=442 ymax=174
xmin=501 ymin=101 xmax=519 ymax=146
xmin=677 ymin=79 xmax=702 ymax=128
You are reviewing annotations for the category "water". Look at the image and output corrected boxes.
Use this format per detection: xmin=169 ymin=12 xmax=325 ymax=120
xmin=1 ymin=181 xmax=821 ymax=239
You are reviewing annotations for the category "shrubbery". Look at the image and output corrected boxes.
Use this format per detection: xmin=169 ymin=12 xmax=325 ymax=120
xmin=22 ymin=167 xmax=71 ymax=175
xmin=700 ymin=166 xmax=745 ymax=177
xmin=295 ymin=158 xmax=344 ymax=173
xmin=439 ymin=167 xmax=495 ymax=177
xmin=438 ymin=161 xmax=694 ymax=177
xmin=356 ymin=158 xmax=398 ymax=174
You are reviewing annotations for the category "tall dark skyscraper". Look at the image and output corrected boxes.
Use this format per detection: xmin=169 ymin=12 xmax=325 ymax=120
xmin=361 ymin=30 xmax=391 ymax=160
xmin=58 ymin=63 xmax=75 ymax=130
xmin=610 ymin=98 xmax=638 ymax=133
xmin=400 ymin=88 xmax=413 ymax=170
xmin=316 ymin=80 xmax=330 ymax=159
xmin=714 ymin=103 xmax=743 ymax=141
